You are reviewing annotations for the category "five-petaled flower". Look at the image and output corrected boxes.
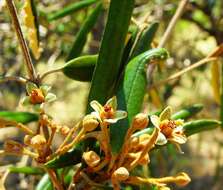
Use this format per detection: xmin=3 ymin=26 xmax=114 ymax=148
xmin=90 ymin=96 xmax=127 ymax=124
xmin=150 ymin=106 xmax=187 ymax=147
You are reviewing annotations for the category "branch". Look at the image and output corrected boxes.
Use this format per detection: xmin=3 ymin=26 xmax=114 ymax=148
xmin=147 ymin=0 xmax=189 ymax=85
xmin=158 ymin=0 xmax=189 ymax=48
xmin=0 ymin=76 xmax=27 ymax=84
xmin=5 ymin=0 xmax=37 ymax=82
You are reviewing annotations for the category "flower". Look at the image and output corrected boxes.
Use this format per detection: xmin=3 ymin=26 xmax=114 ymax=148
xmin=150 ymin=106 xmax=187 ymax=146
xmin=22 ymin=82 xmax=56 ymax=107
xmin=90 ymin=96 xmax=127 ymax=124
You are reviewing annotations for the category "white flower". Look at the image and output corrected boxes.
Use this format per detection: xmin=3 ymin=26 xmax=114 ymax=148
xmin=151 ymin=106 xmax=187 ymax=146
xmin=90 ymin=96 xmax=127 ymax=124
xmin=22 ymin=82 xmax=56 ymax=108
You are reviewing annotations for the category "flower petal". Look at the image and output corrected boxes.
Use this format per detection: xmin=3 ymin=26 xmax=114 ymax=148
xmin=169 ymin=134 xmax=187 ymax=144
xmin=21 ymin=96 xmax=31 ymax=106
xmin=156 ymin=132 xmax=167 ymax=145
xmin=91 ymin=111 xmax=102 ymax=122
xmin=40 ymin=85 xmax=51 ymax=96
xmin=106 ymin=96 xmax=117 ymax=110
xmin=45 ymin=93 xmax=57 ymax=102
xmin=150 ymin=115 xmax=160 ymax=128
xmin=159 ymin=106 xmax=172 ymax=121
xmin=90 ymin=100 xmax=103 ymax=114
xmin=26 ymin=82 xmax=38 ymax=94
xmin=114 ymin=110 xmax=127 ymax=120
xmin=104 ymin=118 xmax=118 ymax=124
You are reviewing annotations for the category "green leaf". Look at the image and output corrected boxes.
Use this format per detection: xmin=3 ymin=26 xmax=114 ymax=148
xmin=36 ymin=174 xmax=53 ymax=190
xmin=62 ymin=54 xmax=98 ymax=81
xmin=86 ymin=0 xmax=135 ymax=112
xmin=183 ymin=119 xmax=221 ymax=136
xmin=9 ymin=166 xmax=44 ymax=175
xmin=45 ymin=147 xmax=82 ymax=169
xmin=67 ymin=2 xmax=102 ymax=61
xmin=36 ymin=170 xmax=73 ymax=190
xmin=132 ymin=119 xmax=220 ymax=138
xmin=0 ymin=111 xmax=38 ymax=124
xmin=171 ymin=104 xmax=204 ymax=120
xmin=130 ymin=22 xmax=159 ymax=58
xmin=110 ymin=48 xmax=169 ymax=154
xmin=47 ymin=0 xmax=98 ymax=21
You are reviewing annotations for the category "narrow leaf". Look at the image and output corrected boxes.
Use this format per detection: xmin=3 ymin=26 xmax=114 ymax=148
xmin=36 ymin=174 xmax=52 ymax=190
xmin=67 ymin=2 xmax=102 ymax=61
xmin=130 ymin=22 xmax=159 ymax=58
xmin=62 ymin=54 xmax=98 ymax=81
xmin=47 ymin=0 xmax=98 ymax=21
xmin=0 ymin=111 xmax=38 ymax=124
xmin=183 ymin=119 xmax=220 ymax=136
xmin=9 ymin=166 xmax=44 ymax=175
xmin=45 ymin=147 xmax=82 ymax=169
xmin=171 ymin=104 xmax=204 ymax=120
xmin=87 ymin=0 xmax=135 ymax=111
xmin=110 ymin=48 xmax=169 ymax=154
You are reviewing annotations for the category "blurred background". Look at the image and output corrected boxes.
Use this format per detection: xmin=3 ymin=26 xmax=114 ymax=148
xmin=0 ymin=0 xmax=223 ymax=189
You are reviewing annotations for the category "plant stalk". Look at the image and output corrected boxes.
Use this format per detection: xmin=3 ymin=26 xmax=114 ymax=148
xmin=5 ymin=0 xmax=37 ymax=82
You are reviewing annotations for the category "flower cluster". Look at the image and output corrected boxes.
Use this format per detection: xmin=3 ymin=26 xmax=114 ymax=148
xmin=1 ymin=95 xmax=190 ymax=190
xmin=67 ymin=97 xmax=190 ymax=190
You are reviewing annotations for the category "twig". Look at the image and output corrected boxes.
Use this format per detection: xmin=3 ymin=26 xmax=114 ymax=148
xmin=5 ymin=0 xmax=37 ymax=82
xmin=158 ymin=0 xmax=189 ymax=48
xmin=0 ymin=76 xmax=27 ymax=84
xmin=46 ymin=169 xmax=64 ymax=190
xmin=151 ymin=57 xmax=217 ymax=88
xmin=40 ymin=67 xmax=63 ymax=82
xmin=147 ymin=0 xmax=189 ymax=84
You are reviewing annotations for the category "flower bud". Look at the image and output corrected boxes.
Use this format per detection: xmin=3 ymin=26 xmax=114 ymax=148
xmin=112 ymin=167 xmax=129 ymax=181
xmin=132 ymin=113 xmax=149 ymax=130
xmin=24 ymin=135 xmax=32 ymax=145
xmin=138 ymin=134 xmax=151 ymax=148
xmin=60 ymin=125 xmax=70 ymax=136
xmin=4 ymin=140 xmax=24 ymax=154
xmin=82 ymin=151 xmax=100 ymax=167
xmin=83 ymin=115 xmax=99 ymax=132
xmin=129 ymin=137 xmax=139 ymax=149
xmin=30 ymin=135 xmax=46 ymax=150
xmin=174 ymin=172 xmax=191 ymax=186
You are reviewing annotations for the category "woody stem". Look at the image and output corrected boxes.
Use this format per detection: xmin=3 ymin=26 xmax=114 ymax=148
xmin=5 ymin=0 xmax=37 ymax=82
